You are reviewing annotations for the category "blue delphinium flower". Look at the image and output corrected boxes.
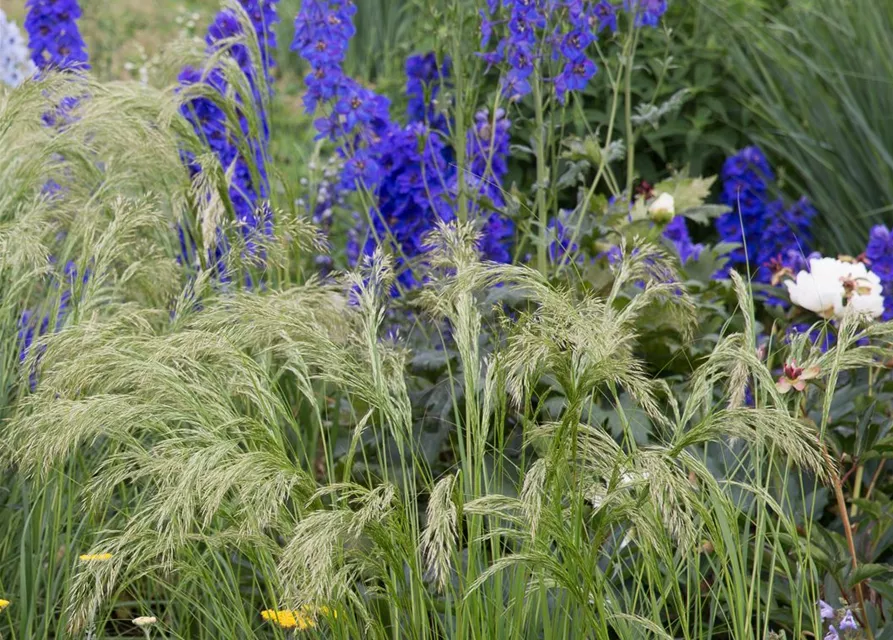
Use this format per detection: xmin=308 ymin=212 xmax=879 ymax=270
xmin=178 ymin=0 xmax=279 ymax=264
xmin=716 ymin=146 xmax=775 ymax=268
xmin=343 ymin=103 xmax=513 ymax=287
xmin=547 ymin=209 xmax=581 ymax=265
xmin=460 ymin=107 xmax=514 ymax=262
xmin=479 ymin=0 xmax=614 ymax=103
xmin=716 ymin=146 xmax=817 ymax=299
xmin=753 ymin=197 xmax=817 ymax=286
xmin=358 ymin=122 xmax=452 ymax=288
xmin=662 ymin=216 xmax=703 ymax=264
xmin=406 ymin=52 xmax=451 ymax=130
xmin=1 ymin=10 xmax=37 ymax=86
xmin=24 ymin=0 xmax=89 ymax=72
xmin=480 ymin=0 xmax=663 ymax=103
xmin=292 ymin=0 xmax=359 ymax=122
xmin=206 ymin=0 xmax=280 ymax=139
xmin=243 ymin=0 xmax=280 ymax=82
xmin=864 ymin=224 xmax=893 ymax=320
xmin=623 ymin=0 xmax=668 ymax=27
xmin=593 ymin=1 xmax=619 ymax=32
xmin=554 ymin=56 xmax=597 ymax=104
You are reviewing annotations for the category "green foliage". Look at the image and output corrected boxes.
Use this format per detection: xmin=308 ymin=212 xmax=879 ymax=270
xmin=714 ymin=0 xmax=893 ymax=253
xmin=3 ymin=1 xmax=893 ymax=639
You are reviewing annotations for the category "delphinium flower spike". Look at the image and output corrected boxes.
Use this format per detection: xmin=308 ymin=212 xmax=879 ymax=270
xmin=294 ymin=0 xmax=515 ymax=289
xmin=662 ymin=215 xmax=703 ymax=265
xmin=479 ymin=0 xmax=616 ymax=103
xmin=454 ymin=107 xmax=514 ymax=263
xmin=480 ymin=0 xmax=669 ymax=105
xmin=406 ymin=52 xmax=452 ymax=131
xmin=715 ymin=146 xmax=776 ymax=268
xmin=177 ymin=0 xmax=280 ymax=275
xmin=24 ymin=0 xmax=89 ymax=72
xmin=716 ymin=146 xmax=818 ymax=303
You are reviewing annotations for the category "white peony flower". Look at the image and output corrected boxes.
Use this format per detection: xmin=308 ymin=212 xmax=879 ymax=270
xmin=784 ymin=257 xmax=884 ymax=320
xmin=648 ymin=192 xmax=675 ymax=220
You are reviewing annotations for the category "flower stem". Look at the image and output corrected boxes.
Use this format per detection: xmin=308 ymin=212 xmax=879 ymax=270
xmin=823 ymin=444 xmax=875 ymax=639
xmin=623 ymin=28 xmax=639 ymax=199
xmin=851 ymin=366 xmax=876 ymax=517
xmin=533 ymin=75 xmax=548 ymax=277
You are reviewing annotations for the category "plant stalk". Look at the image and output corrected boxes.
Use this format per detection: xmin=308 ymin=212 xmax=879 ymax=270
xmin=533 ymin=75 xmax=549 ymax=277
xmin=823 ymin=444 xmax=875 ymax=640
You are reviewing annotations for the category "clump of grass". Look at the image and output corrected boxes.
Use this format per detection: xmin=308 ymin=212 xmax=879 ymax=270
xmin=4 ymin=209 xmax=865 ymax=637
xmin=3 ymin=6 xmax=890 ymax=639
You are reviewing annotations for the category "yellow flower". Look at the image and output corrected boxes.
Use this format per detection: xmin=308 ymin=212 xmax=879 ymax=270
xmin=261 ymin=610 xmax=302 ymax=630
xmin=78 ymin=553 xmax=113 ymax=562
xmin=0 ymin=599 xmax=10 ymax=612
xmin=261 ymin=606 xmax=334 ymax=631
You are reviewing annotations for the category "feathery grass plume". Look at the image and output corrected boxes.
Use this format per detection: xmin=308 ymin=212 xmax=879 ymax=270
xmin=0 ymin=72 xmax=192 ymax=417
xmin=421 ymin=474 xmax=458 ymax=591
xmin=66 ymin=543 xmax=126 ymax=634
xmin=674 ymin=332 xmax=827 ymax=476
xmin=339 ymin=249 xmax=413 ymax=439
xmin=278 ymin=510 xmax=356 ymax=606
xmin=89 ymin=436 xmax=311 ymax=541
xmin=528 ymin=421 xmax=700 ymax=548
xmin=520 ymin=458 xmax=548 ymax=541
xmin=499 ymin=241 xmax=693 ymax=426
xmin=11 ymin=241 xmax=419 ymax=628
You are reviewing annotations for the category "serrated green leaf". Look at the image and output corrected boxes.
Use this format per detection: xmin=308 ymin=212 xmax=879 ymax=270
xmin=653 ymin=174 xmax=718 ymax=212
xmin=681 ymin=204 xmax=733 ymax=225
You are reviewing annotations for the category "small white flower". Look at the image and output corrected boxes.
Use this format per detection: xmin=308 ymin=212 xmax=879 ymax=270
xmin=133 ymin=616 xmax=157 ymax=627
xmin=784 ymin=257 xmax=884 ymax=320
xmin=648 ymin=192 xmax=675 ymax=219
xmin=0 ymin=10 xmax=37 ymax=88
